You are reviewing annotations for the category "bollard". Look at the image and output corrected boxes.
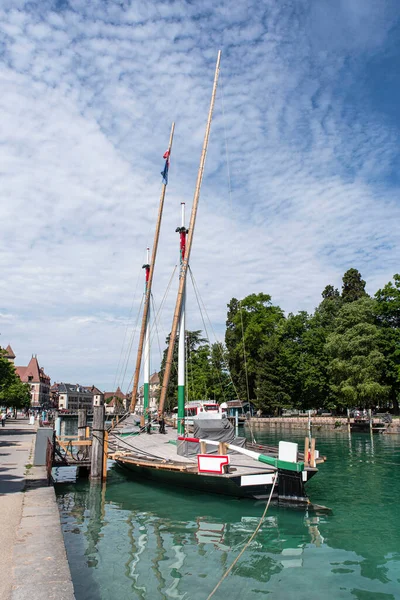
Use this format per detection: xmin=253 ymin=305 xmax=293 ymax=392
xmin=90 ymin=404 xmax=105 ymax=481
xmin=55 ymin=415 xmax=61 ymax=438
xmin=78 ymin=408 xmax=87 ymax=441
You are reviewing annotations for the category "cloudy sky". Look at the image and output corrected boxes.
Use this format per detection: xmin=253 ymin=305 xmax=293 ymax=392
xmin=1 ymin=0 xmax=400 ymax=392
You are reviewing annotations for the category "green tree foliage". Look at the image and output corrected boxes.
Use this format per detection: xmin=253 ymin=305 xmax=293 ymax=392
xmin=2 ymin=381 xmax=31 ymax=410
xmin=325 ymin=298 xmax=390 ymax=408
xmin=341 ymin=268 xmax=368 ymax=303
xmin=224 ymin=268 xmax=400 ymax=414
xmin=0 ymin=349 xmax=31 ymax=410
xmin=225 ymin=294 xmax=284 ymax=403
xmin=375 ymin=274 xmax=400 ymax=412
xmin=158 ymin=332 xmax=234 ymax=412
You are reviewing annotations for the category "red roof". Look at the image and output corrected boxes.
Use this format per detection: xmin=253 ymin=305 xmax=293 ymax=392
xmin=5 ymin=344 xmax=15 ymax=359
xmin=104 ymin=386 xmax=127 ymax=406
xmin=15 ymin=356 xmax=50 ymax=383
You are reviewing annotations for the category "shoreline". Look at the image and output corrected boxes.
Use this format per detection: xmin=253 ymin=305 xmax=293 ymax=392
xmin=0 ymin=418 xmax=75 ymax=600
xmin=247 ymin=415 xmax=400 ymax=433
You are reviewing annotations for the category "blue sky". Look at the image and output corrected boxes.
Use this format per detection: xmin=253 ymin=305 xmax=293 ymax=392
xmin=1 ymin=0 xmax=400 ymax=392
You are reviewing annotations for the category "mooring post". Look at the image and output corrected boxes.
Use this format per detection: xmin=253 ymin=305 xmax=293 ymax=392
xmin=54 ymin=410 xmax=61 ymax=438
xmin=90 ymin=404 xmax=105 ymax=481
xmin=78 ymin=408 xmax=87 ymax=441
xmin=347 ymin=408 xmax=351 ymax=434
xmin=102 ymin=430 xmax=109 ymax=481
xmin=304 ymin=436 xmax=310 ymax=466
xmin=368 ymin=408 xmax=372 ymax=434
xmin=310 ymin=438 xmax=316 ymax=468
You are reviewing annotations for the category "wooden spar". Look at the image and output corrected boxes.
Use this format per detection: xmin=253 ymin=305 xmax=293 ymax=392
xmin=158 ymin=50 xmax=222 ymax=415
xmin=130 ymin=122 xmax=176 ymax=412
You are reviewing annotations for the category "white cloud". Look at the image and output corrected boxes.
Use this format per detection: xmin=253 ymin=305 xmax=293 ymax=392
xmin=1 ymin=0 xmax=399 ymax=390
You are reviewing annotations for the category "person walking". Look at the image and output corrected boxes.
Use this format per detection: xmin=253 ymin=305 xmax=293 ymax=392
xmin=1 ymin=411 xmax=7 ymax=427
xmin=158 ymin=411 xmax=166 ymax=434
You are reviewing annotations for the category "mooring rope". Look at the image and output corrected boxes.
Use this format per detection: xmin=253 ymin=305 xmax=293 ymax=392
xmin=206 ymin=473 xmax=278 ymax=600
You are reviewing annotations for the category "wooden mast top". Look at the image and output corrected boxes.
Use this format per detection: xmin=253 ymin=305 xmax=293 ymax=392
xmin=158 ymin=51 xmax=221 ymax=414
xmin=130 ymin=122 xmax=175 ymax=412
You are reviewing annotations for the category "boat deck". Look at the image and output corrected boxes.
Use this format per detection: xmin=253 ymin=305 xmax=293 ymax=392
xmin=110 ymin=426 xmax=315 ymax=478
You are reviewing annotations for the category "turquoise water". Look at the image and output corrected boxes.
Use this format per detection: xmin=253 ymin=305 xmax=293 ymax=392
xmin=55 ymin=428 xmax=400 ymax=600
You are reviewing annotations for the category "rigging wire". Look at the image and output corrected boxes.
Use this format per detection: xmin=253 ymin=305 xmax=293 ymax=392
xmin=239 ymin=300 xmax=251 ymax=405
xmin=189 ymin=267 xmax=226 ymax=402
xmin=221 ymin=69 xmax=257 ymax=441
xmin=120 ymin=294 xmax=144 ymax=392
xmin=220 ymin=72 xmax=234 ymax=213
xmin=112 ymin=265 xmax=143 ymax=391
xmin=206 ymin=474 xmax=278 ymax=600
xmin=189 ymin=267 xmax=242 ymax=403
xmin=124 ymin=265 xmax=178 ymax=397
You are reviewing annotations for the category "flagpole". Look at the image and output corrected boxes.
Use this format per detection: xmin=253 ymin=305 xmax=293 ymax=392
xmin=130 ymin=122 xmax=175 ymax=413
xmin=177 ymin=203 xmax=187 ymax=434
xmin=158 ymin=51 xmax=221 ymax=415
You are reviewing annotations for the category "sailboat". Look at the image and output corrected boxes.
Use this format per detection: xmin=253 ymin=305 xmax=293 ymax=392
xmin=110 ymin=52 xmax=325 ymax=506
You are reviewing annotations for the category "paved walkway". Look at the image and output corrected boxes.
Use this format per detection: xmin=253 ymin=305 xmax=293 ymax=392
xmin=0 ymin=418 xmax=75 ymax=600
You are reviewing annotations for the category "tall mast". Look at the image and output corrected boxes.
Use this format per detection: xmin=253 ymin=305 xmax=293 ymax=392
xmin=143 ymin=247 xmax=150 ymax=414
xmin=177 ymin=203 xmax=187 ymax=434
xmin=158 ymin=51 xmax=221 ymax=414
xmin=130 ymin=122 xmax=175 ymax=413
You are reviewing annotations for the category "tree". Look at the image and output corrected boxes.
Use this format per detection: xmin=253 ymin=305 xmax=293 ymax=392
xmin=322 ymin=285 xmax=340 ymax=300
xmin=342 ymin=268 xmax=368 ymax=303
xmin=325 ymin=298 xmax=390 ymax=409
xmin=0 ymin=349 xmax=31 ymax=410
xmin=375 ymin=274 xmax=400 ymax=328
xmin=2 ymin=381 xmax=31 ymax=411
xmin=225 ymin=294 xmax=284 ymax=403
xmin=375 ymin=274 xmax=400 ymax=413
xmin=158 ymin=330 xmax=232 ymax=411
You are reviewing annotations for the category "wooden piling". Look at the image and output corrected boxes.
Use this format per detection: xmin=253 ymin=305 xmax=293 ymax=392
xmin=347 ymin=408 xmax=351 ymax=434
xmin=368 ymin=408 xmax=372 ymax=434
xmin=310 ymin=438 xmax=316 ymax=468
xmin=90 ymin=404 xmax=105 ymax=481
xmin=78 ymin=408 xmax=87 ymax=441
xmin=218 ymin=442 xmax=227 ymax=455
xmin=102 ymin=430 xmax=109 ymax=481
xmin=200 ymin=441 xmax=207 ymax=454
xmin=304 ymin=437 xmax=310 ymax=466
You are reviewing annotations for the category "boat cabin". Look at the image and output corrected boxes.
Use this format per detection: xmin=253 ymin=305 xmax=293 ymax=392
xmin=172 ymin=401 xmax=224 ymax=425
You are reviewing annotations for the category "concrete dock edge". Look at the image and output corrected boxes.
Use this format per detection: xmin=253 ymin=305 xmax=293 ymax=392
xmin=11 ymin=466 xmax=75 ymax=600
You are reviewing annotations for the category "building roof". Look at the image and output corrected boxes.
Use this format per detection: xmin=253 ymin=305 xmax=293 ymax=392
xmin=150 ymin=372 xmax=160 ymax=385
xmin=58 ymin=383 xmax=92 ymax=395
xmin=16 ymin=356 xmax=40 ymax=382
xmin=104 ymin=386 xmax=127 ymax=402
xmin=84 ymin=385 xmax=103 ymax=395
xmin=4 ymin=344 xmax=15 ymax=359
xmin=15 ymin=356 xmax=50 ymax=383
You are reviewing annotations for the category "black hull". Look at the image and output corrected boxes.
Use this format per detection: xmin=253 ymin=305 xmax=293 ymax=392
xmin=115 ymin=460 xmax=315 ymax=505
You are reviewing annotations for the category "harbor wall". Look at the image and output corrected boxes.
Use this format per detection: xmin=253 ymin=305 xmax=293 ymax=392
xmin=249 ymin=416 xmax=347 ymax=431
xmin=247 ymin=416 xmax=400 ymax=433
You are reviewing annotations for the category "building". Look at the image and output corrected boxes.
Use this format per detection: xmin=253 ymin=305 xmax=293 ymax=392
xmin=88 ymin=386 xmax=104 ymax=407
xmin=137 ymin=372 xmax=160 ymax=413
xmin=104 ymin=386 xmax=128 ymax=415
xmin=4 ymin=344 xmax=15 ymax=363
xmin=15 ymin=355 xmax=51 ymax=408
xmin=58 ymin=383 xmax=93 ymax=411
xmin=50 ymin=382 xmax=60 ymax=408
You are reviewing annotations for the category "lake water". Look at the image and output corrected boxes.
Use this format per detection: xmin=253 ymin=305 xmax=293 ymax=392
xmin=55 ymin=427 xmax=400 ymax=600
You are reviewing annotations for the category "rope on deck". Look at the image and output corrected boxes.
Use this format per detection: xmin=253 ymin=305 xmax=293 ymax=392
xmin=206 ymin=473 xmax=278 ymax=600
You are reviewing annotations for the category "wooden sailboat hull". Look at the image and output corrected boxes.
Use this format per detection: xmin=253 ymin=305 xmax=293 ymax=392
xmin=114 ymin=458 xmax=317 ymax=504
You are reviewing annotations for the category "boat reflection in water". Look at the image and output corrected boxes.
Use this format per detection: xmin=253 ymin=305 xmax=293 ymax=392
xmin=56 ymin=465 xmax=328 ymax=600
xmin=56 ymin=429 xmax=400 ymax=600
